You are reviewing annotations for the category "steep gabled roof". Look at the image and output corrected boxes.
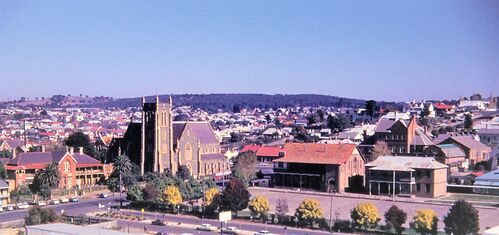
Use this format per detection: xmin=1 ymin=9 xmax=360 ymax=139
xmin=273 ymin=143 xmax=358 ymax=165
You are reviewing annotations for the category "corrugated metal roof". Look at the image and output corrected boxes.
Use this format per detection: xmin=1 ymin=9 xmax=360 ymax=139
xmin=366 ymin=156 xmax=448 ymax=171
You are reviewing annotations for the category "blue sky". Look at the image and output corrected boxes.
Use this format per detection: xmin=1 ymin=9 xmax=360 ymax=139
xmin=0 ymin=0 xmax=498 ymax=102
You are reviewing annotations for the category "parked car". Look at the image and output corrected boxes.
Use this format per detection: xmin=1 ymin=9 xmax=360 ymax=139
xmin=0 ymin=207 xmax=3 ymax=212
xmin=37 ymin=201 xmax=46 ymax=206
xmin=254 ymin=230 xmax=275 ymax=235
xmin=69 ymin=197 xmax=79 ymax=202
xmin=222 ymin=226 xmax=240 ymax=234
xmin=98 ymin=193 xmax=109 ymax=198
xmin=196 ymin=224 xmax=216 ymax=231
xmin=15 ymin=203 xmax=29 ymax=209
xmin=151 ymin=219 xmax=166 ymax=226
xmin=6 ymin=205 xmax=14 ymax=211
xmin=98 ymin=203 xmax=105 ymax=208
xmin=50 ymin=200 xmax=60 ymax=205
xmin=60 ymin=197 xmax=69 ymax=203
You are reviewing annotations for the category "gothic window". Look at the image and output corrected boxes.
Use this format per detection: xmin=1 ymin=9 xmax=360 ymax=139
xmin=64 ymin=160 xmax=70 ymax=172
xmin=185 ymin=144 xmax=192 ymax=161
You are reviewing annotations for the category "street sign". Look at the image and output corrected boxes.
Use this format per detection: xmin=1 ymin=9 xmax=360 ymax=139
xmin=218 ymin=211 xmax=231 ymax=222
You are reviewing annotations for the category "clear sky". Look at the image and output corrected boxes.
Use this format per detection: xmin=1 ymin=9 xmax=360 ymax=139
xmin=1 ymin=0 xmax=498 ymax=102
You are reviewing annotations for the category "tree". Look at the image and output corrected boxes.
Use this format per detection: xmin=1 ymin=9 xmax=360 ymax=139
xmin=232 ymin=151 xmax=258 ymax=185
xmin=176 ymin=165 xmax=191 ymax=180
xmin=307 ymin=114 xmax=317 ymax=125
xmin=233 ymin=105 xmax=241 ymax=113
xmin=249 ymin=195 xmax=270 ymax=220
xmin=220 ymin=178 xmax=251 ymax=216
xmin=24 ymin=206 xmax=59 ymax=226
xmin=464 ymin=114 xmax=473 ymax=131
xmin=11 ymin=184 xmax=32 ymax=202
xmin=126 ymin=184 xmax=143 ymax=202
xmin=160 ymin=186 xmax=182 ymax=207
xmin=0 ymin=162 xmax=6 ymax=179
xmin=327 ymin=114 xmax=352 ymax=133
xmin=410 ymin=209 xmax=438 ymax=235
xmin=350 ymin=203 xmax=381 ymax=230
xmin=372 ymin=141 xmax=391 ymax=160
xmin=384 ymin=205 xmax=407 ymax=235
xmin=444 ymin=199 xmax=479 ymax=235
xmin=295 ymin=198 xmax=323 ymax=227
xmin=65 ymin=132 xmax=96 ymax=157
xmin=37 ymin=163 xmax=60 ymax=188
xmin=112 ymin=154 xmax=133 ymax=178
xmin=204 ymin=187 xmax=220 ymax=214
xmin=365 ymin=100 xmax=377 ymax=119
xmin=317 ymin=109 xmax=325 ymax=123
xmin=275 ymin=197 xmax=289 ymax=221
xmin=143 ymin=183 xmax=160 ymax=202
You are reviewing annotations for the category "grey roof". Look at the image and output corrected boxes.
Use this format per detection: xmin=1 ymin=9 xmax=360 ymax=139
xmin=172 ymin=122 xmax=186 ymax=143
xmin=187 ymin=122 xmax=218 ymax=144
xmin=366 ymin=156 xmax=448 ymax=171
xmin=447 ymin=136 xmax=490 ymax=149
xmin=374 ymin=119 xmax=396 ymax=133
xmin=201 ymin=153 xmax=226 ymax=161
xmin=4 ymin=139 xmax=24 ymax=149
xmin=0 ymin=179 xmax=8 ymax=189
xmin=478 ymin=129 xmax=499 ymax=135
xmin=435 ymin=144 xmax=466 ymax=158
xmin=26 ymin=223 xmax=130 ymax=235
xmin=411 ymin=129 xmax=434 ymax=146
xmin=474 ymin=169 xmax=499 ymax=186
xmin=73 ymin=153 xmax=100 ymax=164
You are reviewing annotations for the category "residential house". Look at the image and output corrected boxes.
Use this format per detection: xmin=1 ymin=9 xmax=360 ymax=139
xmin=433 ymin=103 xmax=455 ymax=116
xmin=365 ymin=156 xmax=448 ymax=198
xmin=438 ymin=136 xmax=491 ymax=166
xmin=473 ymin=169 xmax=499 ymax=195
xmin=0 ymin=180 xmax=9 ymax=207
xmin=0 ymin=139 xmax=27 ymax=155
xmin=272 ymin=143 xmax=365 ymax=193
xmin=478 ymin=128 xmax=499 ymax=149
xmin=424 ymin=144 xmax=468 ymax=173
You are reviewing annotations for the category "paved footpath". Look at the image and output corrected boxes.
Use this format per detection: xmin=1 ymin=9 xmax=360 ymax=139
xmin=249 ymin=187 xmax=499 ymax=233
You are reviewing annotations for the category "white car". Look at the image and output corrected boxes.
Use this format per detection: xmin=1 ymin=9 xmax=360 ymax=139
xmin=196 ymin=224 xmax=216 ymax=231
xmin=60 ymin=197 xmax=69 ymax=203
xmin=37 ymin=201 xmax=46 ymax=206
xmin=6 ymin=205 xmax=14 ymax=211
xmin=16 ymin=203 xmax=29 ymax=209
xmin=254 ymin=230 xmax=275 ymax=235
xmin=222 ymin=226 xmax=239 ymax=234
xmin=50 ymin=200 xmax=60 ymax=205
xmin=98 ymin=203 xmax=105 ymax=208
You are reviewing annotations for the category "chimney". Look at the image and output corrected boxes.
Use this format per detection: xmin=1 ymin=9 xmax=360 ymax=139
xmin=69 ymin=147 xmax=74 ymax=155
xmin=79 ymin=147 xmax=84 ymax=154
xmin=41 ymin=145 xmax=46 ymax=152
xmin=12 ymin=149 xmax=16 ymax=158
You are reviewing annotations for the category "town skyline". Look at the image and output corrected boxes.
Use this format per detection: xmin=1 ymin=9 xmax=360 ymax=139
xmin=1 ymin=1 xmax=498 ymax=101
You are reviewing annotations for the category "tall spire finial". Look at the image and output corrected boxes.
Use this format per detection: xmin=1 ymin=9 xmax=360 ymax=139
xmin=142 ymin=96 xmax=145 ymax=105
xmin=169 ymin=94 xmax=172 ymax=105
xmin=156 ymin=94 xmax=159 ymax=104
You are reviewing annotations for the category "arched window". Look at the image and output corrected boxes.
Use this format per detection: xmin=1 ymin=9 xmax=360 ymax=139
xmin=184 ymin=144 xmax=192 ymax=161
xmin=64 ymin=160 xmax=70 ymax=172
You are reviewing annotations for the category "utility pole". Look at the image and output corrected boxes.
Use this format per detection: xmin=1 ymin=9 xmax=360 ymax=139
xmin=329 ymin=189 xmax=333 ymax=231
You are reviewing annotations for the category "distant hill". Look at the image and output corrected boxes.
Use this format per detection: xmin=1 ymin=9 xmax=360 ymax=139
xmin=95 ymin=94 xmax=367 ymax=111
xmin=0 ymin=94 xmax=369 ymax=111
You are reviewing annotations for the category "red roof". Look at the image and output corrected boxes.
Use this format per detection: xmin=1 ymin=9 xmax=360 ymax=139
xmin=241 ymin=145 xmax=261 ymax=153
xmin=256 ymin=146 xmax=282 ymax=157
xmin=274 ymin=143 xmax=358 ymax=165
xmin=434 ymin=103 xmax=454 ymax=110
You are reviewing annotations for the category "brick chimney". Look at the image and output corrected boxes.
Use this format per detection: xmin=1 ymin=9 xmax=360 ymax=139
xmin=12 ymin=149 xmax=16 ymax=158
xmin=41 ymin=145 xmax=45 ymax=152
xmin=79 ymin=147 xmax=84 ymax=154
xmin=69 ymin=147 xmax=74 ymax=154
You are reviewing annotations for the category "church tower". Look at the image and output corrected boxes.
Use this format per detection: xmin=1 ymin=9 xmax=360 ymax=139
xmin=141 ymin=95 xmax=174 ymax=175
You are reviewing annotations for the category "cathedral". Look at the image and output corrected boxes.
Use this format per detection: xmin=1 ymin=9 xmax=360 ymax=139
xmin=112 ymin=96 xmax=229 ymax=178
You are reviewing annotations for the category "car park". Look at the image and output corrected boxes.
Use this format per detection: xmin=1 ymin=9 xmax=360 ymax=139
xmin=196 ymin=224 xmax=216 ymax=231
xmin=151 ymin=219 xmax=166 ymax=226
xmin=222 ymin=226 xmax=240 ymax=234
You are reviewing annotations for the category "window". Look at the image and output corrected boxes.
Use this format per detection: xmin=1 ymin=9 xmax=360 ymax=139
xmin=416 ymin=184 xmax=421 ymax=192
xmin=425 ymin=184 xmax=431 ymax=193
xmin=425 ymin=171 xmax=431 ymax=178
xmin=184 ymin=144 xmax=192 ymax=161
xmin=64 ymin=160 xmax=70 ymax=172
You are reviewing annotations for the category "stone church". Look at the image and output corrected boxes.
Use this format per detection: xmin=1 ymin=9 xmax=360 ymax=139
xmin=112 ymin=96 xmax=229 ymax=178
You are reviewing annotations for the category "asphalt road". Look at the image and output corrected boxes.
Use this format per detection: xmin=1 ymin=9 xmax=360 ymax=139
xmin=0 ymin=195 xmax=120 ymax=222
xmin=122 ymin=210 xmax=333 ymax=235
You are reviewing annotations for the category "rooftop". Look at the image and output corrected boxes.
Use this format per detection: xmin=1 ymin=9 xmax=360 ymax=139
xmin=366 ymin=156 xmax=448 ymax=171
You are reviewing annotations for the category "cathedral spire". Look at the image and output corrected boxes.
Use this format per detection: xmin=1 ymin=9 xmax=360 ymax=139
xmin=156 ymin=94 xmax=160 ymax=104
xmin=168 ymin=94 xmax=172 ymax=105
xmin=142 ymin=96 xmax=145 ymax=105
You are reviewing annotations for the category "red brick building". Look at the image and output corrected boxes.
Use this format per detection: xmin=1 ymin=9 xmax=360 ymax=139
xmin=6 ymin=147 xmax=112 ymax=189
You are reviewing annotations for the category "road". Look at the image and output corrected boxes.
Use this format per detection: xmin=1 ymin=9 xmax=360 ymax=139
xmin=0 ymin=195 xmax=120 ymax=222
xmin=120 ymin=210 xmax=334 ymax=235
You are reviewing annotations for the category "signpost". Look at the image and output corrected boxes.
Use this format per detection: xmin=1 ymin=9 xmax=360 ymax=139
xmin=218 ymin=211 xmax=232 ymax=235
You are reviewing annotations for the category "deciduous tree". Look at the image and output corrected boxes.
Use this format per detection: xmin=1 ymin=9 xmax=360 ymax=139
xmin=372 ymin=141 xmax=391 ymax=160
xmin=64 ymin=132 xmax=96 ymax=157
xmin=410 ymin=209 xmax=438 ymax=235
xmin=220 ymin=178 xmax=251 ymax=216
xmin=275 ymin=197 xmax=289 ymax=221
xmin=384 ymin=205 xmax=407 ymax=235
xmin=24 ymin=206 xmax=59 ymax=226
xmin=249 ymin=195 xmax=270 ymax=220
xmin=443 ymin=199 xmax=479 ymax=235
xmin=350 ymin=203 xmax=380 ymax=230
xmin=295 ymin=199 xmax=323 ymax=227
xmin=176 ymin=165 xmax=191 ymax=180
xmin=232 ymin=151 xmax=258 ymax=185
xmin=160 ymin=186 xmax=182 ymax=206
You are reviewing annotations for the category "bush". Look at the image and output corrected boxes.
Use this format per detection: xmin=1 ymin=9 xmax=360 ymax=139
xmin=333 ymin=220 xmax=352 ymax=232
xmin=25 ymin=206 xmax=59 ymax=226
